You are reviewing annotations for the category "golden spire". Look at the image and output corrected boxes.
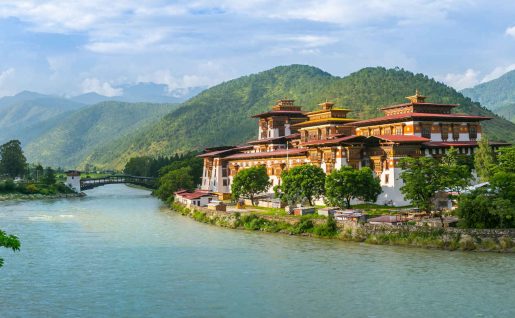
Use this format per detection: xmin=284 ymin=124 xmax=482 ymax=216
xmin=406 ymin=89 xmax=427 ymax=103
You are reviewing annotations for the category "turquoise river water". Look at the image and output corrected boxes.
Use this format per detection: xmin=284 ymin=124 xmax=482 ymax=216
xmin=0 ymin=185 xmax=514 ymax=317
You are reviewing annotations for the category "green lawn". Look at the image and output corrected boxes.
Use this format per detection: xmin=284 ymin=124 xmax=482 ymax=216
xmin=248 ymin=206 xmax=326 ymax=219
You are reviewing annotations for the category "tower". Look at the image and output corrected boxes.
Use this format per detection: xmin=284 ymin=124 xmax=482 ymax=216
xmin=65 ymin=170 xmax=81 ymax=193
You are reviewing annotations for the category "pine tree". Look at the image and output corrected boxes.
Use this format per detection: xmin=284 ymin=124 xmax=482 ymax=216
xmin=474 ymin=137 xmax=495 ymax=182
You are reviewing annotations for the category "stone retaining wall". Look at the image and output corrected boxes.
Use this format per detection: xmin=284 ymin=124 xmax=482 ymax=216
xmin=172 ymin=203 xmax=514 ymax=252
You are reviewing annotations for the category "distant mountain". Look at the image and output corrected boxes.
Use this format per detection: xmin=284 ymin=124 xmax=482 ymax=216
xmin=0 ymin=91 xmax=85 ymax=143
xmin=81 ymin=65 xmax=515 ymax=169
xmin=70 ymin=92 xmax=110 ymax=105
xmin=494 ymin=103 xmax=515 ymax=123
xmin=461 ymin=70 xmax=515 ymax=123
xmin=462 ymin=70 xmax=515 ymax=110
xmin=71 ymin=83 xmax=206 ymax=104
xmin=23 ymin=101 xmax=178 ymax=168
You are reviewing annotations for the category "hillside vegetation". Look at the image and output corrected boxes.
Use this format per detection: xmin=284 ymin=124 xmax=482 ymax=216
xmin=81 ymin=65 xmax=515 ymax=169
xmin=0 ymin=91 xmax=85 ymax=144
xmin=462 ymin=70 xmax=515 ymax=110
xmin=23 ymin=101 xmax=176 ymax=168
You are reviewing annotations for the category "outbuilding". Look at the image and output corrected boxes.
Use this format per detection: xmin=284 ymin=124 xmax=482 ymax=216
xmin=174 ymin=189 xmax=218 ymax=207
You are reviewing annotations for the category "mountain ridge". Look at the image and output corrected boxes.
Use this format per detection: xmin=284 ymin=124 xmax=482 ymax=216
xmin=79 ymin=65 xmax=515 ymax=169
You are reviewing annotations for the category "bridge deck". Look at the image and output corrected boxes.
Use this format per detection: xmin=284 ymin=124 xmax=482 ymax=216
xmin=80 ymin=175 xmax=156 ymax=190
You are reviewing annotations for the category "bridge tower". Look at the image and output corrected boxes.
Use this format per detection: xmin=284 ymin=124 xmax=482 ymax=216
xmin=65 ymin=170 xmax=81 ymax=193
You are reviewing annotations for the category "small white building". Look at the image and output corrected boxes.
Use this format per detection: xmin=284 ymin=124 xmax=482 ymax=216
xmin=65 ymin=170 xmax=81 ymax=193
xmin=174 ymin=189 xmax=218 ymax=207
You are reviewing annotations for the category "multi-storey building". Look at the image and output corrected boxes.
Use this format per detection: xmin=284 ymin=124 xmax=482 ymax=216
xmin=199 ymin=91 xmax=508 ymax=205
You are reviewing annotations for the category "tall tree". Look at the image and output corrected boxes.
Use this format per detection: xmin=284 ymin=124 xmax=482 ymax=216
xmin=276 ymin=165 xmax=325 ymax=206
xmin=0 ymin=140 xmax=27 ymax=179
xmin=325 ymin=166 xmax=381 ymax=209
xmin=495 ymin=146 xmax=515 ymax=174
xmin=42 ymin=167 xmax=57 ymax=185
xmin=0 ymin=229 xmax=20 ymax=268
xmin=231 ymin=165 xmax=270 ymax=205
xmin=399 ymin=157 xmax=445 ymax=212
xmin=474 ymin=137 xmax=495 ymax=182
xmin=155 ymin=167 xmax=194 ymax=201
xmin=441 ymin=147 xmax=473 ymax=195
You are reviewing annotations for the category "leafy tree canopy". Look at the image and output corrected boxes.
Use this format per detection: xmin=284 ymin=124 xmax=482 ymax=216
xmin=325 ymin=166 xmax=381 ymax=209
xmin=474 ymin=137 xmax=496 ymax=182
xmin=0 ymin=140 xmax=27 ymax=179
xmin=231 ymin=165 xmax=270 ymax=204
xmin=276 ymin=164 xmax=325 ymax=206
xmin=399 ymin=157 xmax=446 ymax=212
xmin=154 ymin=167 xmax=195 ymax=201
xmin=0 ymin=229 xmax=20 ymax=268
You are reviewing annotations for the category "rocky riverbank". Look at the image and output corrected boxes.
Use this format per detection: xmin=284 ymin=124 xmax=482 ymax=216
xmin=170 ymin=202 xmax=515 ymax=253
xmin=0 ymin=192 xmax=83 ymax=202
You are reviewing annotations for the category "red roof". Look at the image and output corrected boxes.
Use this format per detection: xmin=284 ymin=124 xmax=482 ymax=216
xmin=369 ymin=135 xmax=430 ymax=143
xmin=380 ymin=102 xmax=459 ymax=110
xmin=423 ymin=141 xmax=511 ymax=148
xmin=177 ymin=190 xmax=216 ymax=200
xmin=353 ymin=113 xmax=492 ymax=126
xmin=251 ymin=110 xmax=307 ymax=118
xmin=224 ymin=148 xmax=307 ymax=160
xmin=197 ymin=145 xmax=253 ymax=158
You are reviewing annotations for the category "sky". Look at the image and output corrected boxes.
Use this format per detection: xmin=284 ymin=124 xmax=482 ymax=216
xmin=1 ymin=0 xmax=515 ymax=97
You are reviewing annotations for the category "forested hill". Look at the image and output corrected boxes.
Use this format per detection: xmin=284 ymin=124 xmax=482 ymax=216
xmin=23 ymin=101 xmax=176 ymax=168
xmin=0 ymin=91 xmax=85 ymax=143
xmin=462 ymin=70 xmax=515 ymax=110
xmin=82 ymin=65 xmax=515 ymax=169
xmin=461 ymin=69 xmax=515 ymax=123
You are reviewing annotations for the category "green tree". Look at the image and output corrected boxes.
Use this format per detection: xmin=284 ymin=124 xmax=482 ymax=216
xmin=441 ymin=147 xmax=473 ymax=195
xmin=35 ymin=164 xmax=44 ymax=182
xmin=325 ymin=166 xmax=381 ymax=209
xmin=474 ymin=137 xmax=496 ymax=182
xmin=0 ymin=229 xmax=20 ymax=268
xmin=231 ymin=165 xmax=271 ymax=205
xmin=495 ymin=146 xmax=515 ymax=174
xmin=0 ymin=140 xmax=27 ymax=179
xmin=42 ymin=167 xmax=56 ymax=185
xmin=399 ymin=157 xmax=446 ymax=212
xmin=276 ymin=165 xmax=325 ymax=206
xmin=154 ymin=167 xmax=194 ymax=201
xmin=455 ymin=189 xmax=515 ymax=229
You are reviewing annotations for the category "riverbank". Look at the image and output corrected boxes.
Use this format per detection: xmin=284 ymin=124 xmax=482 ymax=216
xmin=170 ymin=202 xmax=515 ymax=252
xmin=0 ymin=192 xmax=82 ymax=201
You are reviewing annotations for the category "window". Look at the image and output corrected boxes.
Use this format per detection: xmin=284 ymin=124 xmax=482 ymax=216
xmin=469 ymin=126 xmax=477 ymax=140
xmin=421 ymin=126 xmax=431 ymax=138
xmin=441 ymin=125 xmax=449 ymax=140
xmin=395 ymin=127 xmax=403 ymax=135
xmin=384 ymin=174 xmax=389 ymax=184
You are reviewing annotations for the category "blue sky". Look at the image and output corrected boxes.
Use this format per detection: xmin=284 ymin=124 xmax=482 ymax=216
xmin=1 ymin=0 xmax=515 ymax=97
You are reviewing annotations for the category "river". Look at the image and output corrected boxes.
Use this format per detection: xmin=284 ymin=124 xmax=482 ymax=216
xmin=0 ymin=185 xmax=514 ymax=317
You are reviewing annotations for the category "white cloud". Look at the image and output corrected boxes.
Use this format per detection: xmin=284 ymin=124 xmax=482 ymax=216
xmin=137 ymin=62 xmax=230 ymax=92
xmin=505 ymin=25 xmax=515 ymax=38
xmin=481 ymin=64 xmax=515 ymax=83
xmin=442 ymin=68 xmax=480 ymax=90
xmin=81 ymin=78 xmax=122 ymax=96
xmin=0 ymin=68 xmax=16 ymax=96
xmin=217 ymin=0 xmax=463 ymax=25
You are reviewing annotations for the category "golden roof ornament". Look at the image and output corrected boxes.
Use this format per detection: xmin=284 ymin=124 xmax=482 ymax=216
xmin=406 ymin=89 xmax=427 ymax=103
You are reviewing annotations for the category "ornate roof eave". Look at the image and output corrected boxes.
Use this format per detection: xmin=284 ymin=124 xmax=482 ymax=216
xmin=292 ymin=118 xmax=357 ymax=128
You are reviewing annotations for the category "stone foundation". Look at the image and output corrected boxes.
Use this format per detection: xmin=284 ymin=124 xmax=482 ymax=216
xmin=170 ymin=202 xmax=514 ymax=252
